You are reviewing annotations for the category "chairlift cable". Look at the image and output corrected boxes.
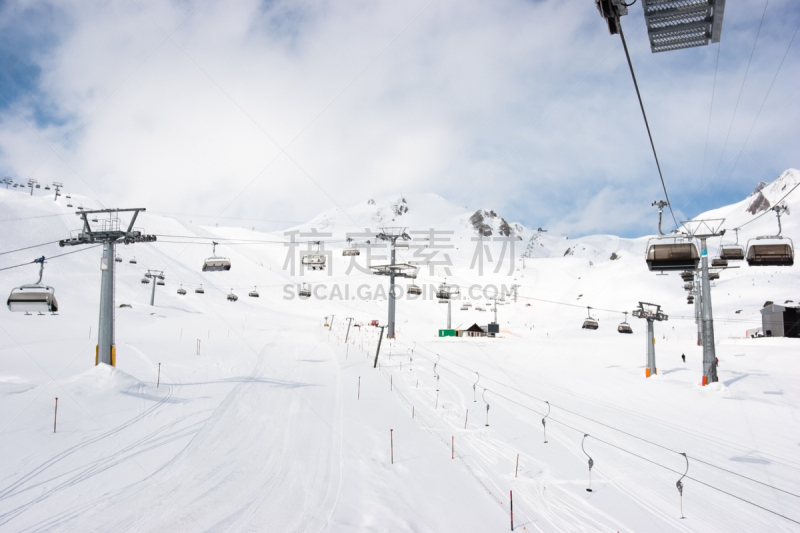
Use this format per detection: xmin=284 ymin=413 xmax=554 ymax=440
xmin=0 ymin=240 xmax=63 ymax=256
xmin=722 ymin=18 xmax=800 ymax=185
xmin=617 ymin=20 xmax=678 ymax=229
xmin=0 ymin=245 xmax=102 ymax=271
xmin=737 ymin=182 xmax=800 ymax=229
xmin=698 ymin=42 xmax=722 ymax=187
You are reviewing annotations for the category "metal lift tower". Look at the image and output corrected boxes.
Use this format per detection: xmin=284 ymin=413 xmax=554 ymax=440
xmin=683 ymin=219 xmax=725 ymax=385
xmin=632 ymin=302 xmax=668 ymax=378
xmin=59 ymin=208 xmax=156 ymax=366
xmin=370 ymin=228 xmax=415 ymax=339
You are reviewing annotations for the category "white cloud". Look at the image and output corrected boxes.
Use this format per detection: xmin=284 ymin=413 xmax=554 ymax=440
xmin=1 ymin=0 xmax=798 ymax=237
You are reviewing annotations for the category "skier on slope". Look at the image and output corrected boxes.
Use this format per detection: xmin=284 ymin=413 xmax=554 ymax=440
xmin=681 ymin=353 xmax=685 ymax=363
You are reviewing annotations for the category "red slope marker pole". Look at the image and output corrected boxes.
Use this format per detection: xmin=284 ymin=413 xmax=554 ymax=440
xmin=53 ymin=397 xmax=58 ymax=433
xmin=510 ymin=490 xmax=514 ymax=531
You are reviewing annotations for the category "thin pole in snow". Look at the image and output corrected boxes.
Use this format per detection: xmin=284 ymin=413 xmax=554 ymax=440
xmin=390 ymin=375 xmax=393 ymax=391
xmin=390 ymin=429 xmax=394 ymax=464
xmin=464 ymin=409 xmax=468 ymax=429
xmin=358 ymin=376 xmax=361 ymax=400
xmin=515 ymin=454 xmax=519 ymax=478
xmin=510 ymin=490 xmax=514 ymax=531
xmin=157 ymin=363 xmax=161 ymax=388
xmin=435 ymin=393 xmax=439 ymax=409
xmin=346 ymin=345 xmax=349 ymax=359
xmin=451 ymin=436 xmax=454 ymax=459
xmin=53 ymin=397 xmax=58 ymax=433
xmin=412 ymin=406 xmax=415 ymax=418
xmin=89 ymin=326 xmax=91 ymax=339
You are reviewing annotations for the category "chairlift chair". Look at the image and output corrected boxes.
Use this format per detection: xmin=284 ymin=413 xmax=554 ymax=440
xmin=720 ymin=245 xmax=745 ymax=261
xmin=464 ymin=302 xmax=472 ymax=308
xmin=115 ymin=256 xmax=122 ymax=263
xmin=249 ymin=286 xmax=259 ymax=298
xmin=711 ymin=257 xmax=728 ymax=268
xmin=44 ymin=185 xmax=50 ymax=190
xmin=460 ymin=305 xmax=469 ymax=311
xmin=66 ymin=203 xmax=73 ymax=208
xmin=708 ymin=271 xmax=720 ymax=281
xmin=436 ymin=283 xmax=450 ymax=300
xmin=746 ymin=240 xmax=794 ymax=266
xmin=299 ymin=283 xmax=311 ymax=299
xmin=203 ymin=241 xmax=232 ymax=271
xmin=227 ymin=289 xmax=238 ymax=302
xmin=683 ymin=282 xmax=693 ymax=291
xmin=617 ymin=312 xmax=633 ymax=334
xmin=342 ymin=247 xmax=360 ymax=256
xmin=195 ymin=284 xmax=205 ymax=294
xmin=406 ymin=274 xmax=422 ymax=296
xmin=680 ymin=271 xmax=694 ymax=282
xmin=130 ymin=257 xmax=137 ymax=264
xmin=582 ymin=307 xmax=599 ymax=330
xmin=65 ymin=194 xmax=71 ymax=199
xmin=156 ymin=279 xmax=165 ymax=286
xmin=645 ymin=238 xmax=699 ymax=272
xmin=141 ymin=277 xmax=150 ymax=284
xmin=177 ymin=285 xmax=187 ymax=296
xmin=302 ymin=242 xmax=326 ymax=271
xmin=7 ymin=257 xmax=58 ymax=314
xmin=746 ymin=206 xmax=795 ymax=267
xmin=720 ymin=228 xmax=745 ymax=261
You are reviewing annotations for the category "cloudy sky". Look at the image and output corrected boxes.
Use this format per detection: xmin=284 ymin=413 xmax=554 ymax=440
xmin=0 ymin=0 xmax=798 ymax=237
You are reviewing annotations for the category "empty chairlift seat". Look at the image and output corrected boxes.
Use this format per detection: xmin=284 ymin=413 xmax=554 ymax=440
xmin=299 ymin=283 xmax=311 ymax=298
xmin=646 ymin=240 xmax=699 ymax=272
xmin=746 ymin=241 xmax=794 ymax=267
xmin=7 ymin=257 xmax=58 ymax=314
xmin=720 ymin=245 xmax=745 ymax=261
xmin=195 ymin=285 xmax=205 ymax=294
xmin=7 ymin=287 xmax=58 ymax=314
xmin=249 ymin=287 xmax=259 ymax=298
xmin=711 ymin=257 xmax=728 ymax=268
xmin=227 ymin=289 xmax=238 ymax=302
xmin=177 ymin=286 xmax=187 ymax=295
xmin=203 ymin=241 xmax=232 ymax=271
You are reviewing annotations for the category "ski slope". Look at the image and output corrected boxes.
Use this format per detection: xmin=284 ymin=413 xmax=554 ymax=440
xmin=1 ymin=170 xmax=799 ymax=532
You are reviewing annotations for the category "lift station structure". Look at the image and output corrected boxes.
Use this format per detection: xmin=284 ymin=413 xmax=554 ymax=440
xmin=59 ymin=208 xmax=156 ymax=366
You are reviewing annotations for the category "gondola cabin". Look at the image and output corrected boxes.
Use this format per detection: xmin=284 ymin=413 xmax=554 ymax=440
xmin=617 ymin=323 xmax=633 ymax=334
xmin=645 ymin=241 xmax=699 ymax=272
xmin=227 ymin=290 xmax=238 ymax=302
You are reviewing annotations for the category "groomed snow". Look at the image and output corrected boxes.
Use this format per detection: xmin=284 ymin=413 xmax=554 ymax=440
xmin=1 ymin=171 xmax=799 ymax=531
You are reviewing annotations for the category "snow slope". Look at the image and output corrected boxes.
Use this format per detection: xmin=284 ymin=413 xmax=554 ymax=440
xmin=1 ymin=171 xmax=799 ymax=532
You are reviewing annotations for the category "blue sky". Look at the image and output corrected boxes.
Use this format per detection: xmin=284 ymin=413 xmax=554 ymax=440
xmin=0 ymin=0 xmax=798 ymax=237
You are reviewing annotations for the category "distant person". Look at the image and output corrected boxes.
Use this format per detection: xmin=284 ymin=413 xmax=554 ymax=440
xmin=681 ymin=353 xmax=685 ymax=363
xmin=715 ymin=357 xmax=719 ymax=367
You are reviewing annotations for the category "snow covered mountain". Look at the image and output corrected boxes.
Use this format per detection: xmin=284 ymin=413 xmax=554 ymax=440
xmin=0 ymin=170 xmax=798 ymax=531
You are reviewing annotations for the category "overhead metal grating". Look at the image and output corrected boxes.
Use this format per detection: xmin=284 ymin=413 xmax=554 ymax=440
xmin=642 ymin=0 xmax=726 ymax=53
